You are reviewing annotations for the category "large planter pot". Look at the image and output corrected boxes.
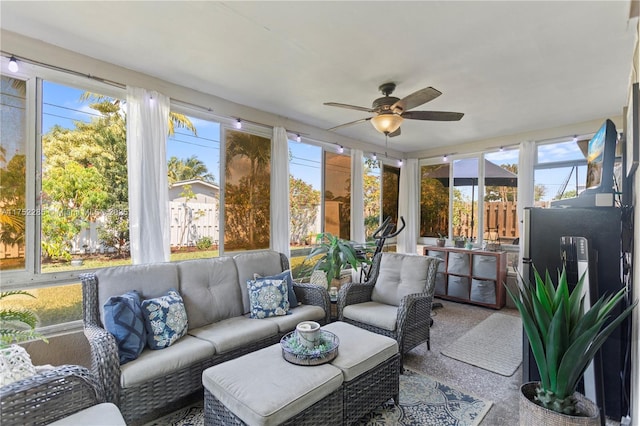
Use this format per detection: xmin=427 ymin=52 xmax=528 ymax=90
xmin=519 ymin=382 xmax=600 ymax=426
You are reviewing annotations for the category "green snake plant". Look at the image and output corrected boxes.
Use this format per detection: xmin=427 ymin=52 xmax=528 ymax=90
xmin=0 ymin=290 xmax=47 ymax=349
xmin=506 ymin=267 xmax=636 ymax=415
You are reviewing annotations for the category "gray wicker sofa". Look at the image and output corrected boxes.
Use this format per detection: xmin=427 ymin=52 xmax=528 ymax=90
xmin=80 ymin=250 xmax=329 ymax=424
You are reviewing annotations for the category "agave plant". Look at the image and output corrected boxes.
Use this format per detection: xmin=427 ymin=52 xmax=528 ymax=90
xmin=0 ymin=290 xmax=47 ymax=349
xmin=302 ymin=233 xmax=370 ymax=284
xmin=506 ymin=267 xmax=636 ymax=415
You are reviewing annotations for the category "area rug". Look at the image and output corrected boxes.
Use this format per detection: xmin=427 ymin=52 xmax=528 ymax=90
xmin=144 ymin=369 xmax=492 ymax=426
xmin=441 ymin=312 xmax=522 ymax=376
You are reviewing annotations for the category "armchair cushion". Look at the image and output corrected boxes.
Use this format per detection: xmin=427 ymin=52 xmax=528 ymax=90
xmin=371 ymin=253 xmax=429 ymax=306
xmin=103 ymin=290 xmax=146 ymax=364
xmin=141 ymin=289 xmax=188 ymax=349
xmin=342 ymin=301 xmax=398 ymax=331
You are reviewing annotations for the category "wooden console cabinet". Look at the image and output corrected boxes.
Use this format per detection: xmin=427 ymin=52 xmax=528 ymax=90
xmin=423 ymin=246 xmax=507 ymax=309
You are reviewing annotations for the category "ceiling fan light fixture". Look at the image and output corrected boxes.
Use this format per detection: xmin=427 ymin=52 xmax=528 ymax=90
xmin=370 ymin=113 xmax=403 ymax=135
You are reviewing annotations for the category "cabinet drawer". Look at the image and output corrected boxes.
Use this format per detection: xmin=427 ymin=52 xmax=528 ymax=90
xmin=435 ymin=272 xmax=446 ymax=295
xmin=447 ymin=252 xmax=470 ymax=275
xmin=447 ymin=275 xmax=470 ymax=299
xmin=470 ymin=279 xmax=497 ymax=305
xmin=472 ymin=255 xmax=497 ymax=279
xmin=428 ymin=250 xmax=447 ymax=273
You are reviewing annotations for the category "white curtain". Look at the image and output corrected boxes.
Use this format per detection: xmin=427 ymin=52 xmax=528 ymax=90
xmin=271 ymin=127 xmax=290 ymax=258
xmin=126 ymin=87 xmax=170 ymax=264
xmin=517 ymin=140 xmax=536 ymax=273
xmin=350 ymin=149 xmax=365 ymax=244
xmin=398 ymin=158 xmax=419 ymax=254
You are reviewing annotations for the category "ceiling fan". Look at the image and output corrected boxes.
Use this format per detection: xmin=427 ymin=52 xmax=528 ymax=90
xmin=324 ymin=82 xmax=464 ymax=137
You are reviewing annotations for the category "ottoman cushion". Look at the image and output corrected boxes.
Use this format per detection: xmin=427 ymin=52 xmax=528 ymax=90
xmin=48 ymin=403 xmax=126 ymax=425
xmin=323 ymin=321 xmax=398 ymax=381
xmin=202 ymin=344 xmax=343 ymax=426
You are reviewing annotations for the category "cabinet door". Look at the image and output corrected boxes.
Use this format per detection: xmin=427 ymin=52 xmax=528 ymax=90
xmin=447 ymin=275 xmax=470 ymax=299
xmin=472 ymin=254 xmax=497 ymax=280
xmin=470 ymin=279 xmax=497 ymax=304
xmin=447 ymin=252 xmax=470 ymax=275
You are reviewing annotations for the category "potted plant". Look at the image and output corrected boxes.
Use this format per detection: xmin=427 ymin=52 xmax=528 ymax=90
xmin=0 ymin=290 xmax=48 ymax=386
xmin=453 ymin=236 xmax=466 ymax=248
xmin=301 ymin=232 xmax=370 ymax=289
xmin=506 ymin=267 xmax=636 ymax=424
xmin=436 ymin=233 xmax=446 ymax=247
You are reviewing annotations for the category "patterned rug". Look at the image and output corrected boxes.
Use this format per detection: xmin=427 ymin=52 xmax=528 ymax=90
xmin=441 ymin=312 xmax=522 ymax=377
xmin=145 ymin=369 xmax=492 ymax=426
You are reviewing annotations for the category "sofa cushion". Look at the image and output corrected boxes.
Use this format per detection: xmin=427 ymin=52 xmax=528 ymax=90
xmin=247 ymin=278 xmax=290 ymax=318
xmin=48 ymin=403 xmax=126 ymax=426
xmin=120 ymin=335 xmax=215 ymax=388
xmin=141 ymin=289 xmax=188 ymax=349
xmin=234 ymin=251 xmax=284 ymax=314
xmin=342 ymin=301 xmax=398 ymax=331
xmin=371 ymin=253 xmax=429 ymax=306
xmin=188 ymin=316 xmax=278 ymax=354
xmin=262 ymin=304 xmax=326 ymax=333
xmin=103 ymin=291 xmax=146 ymax=364
xmin=255 ymin=269 xmax=299 ymax=307
xmin=95 ymin=262 xmax=179 ymax=327
xmin=177 ymin=257 xmax=244 ymax=329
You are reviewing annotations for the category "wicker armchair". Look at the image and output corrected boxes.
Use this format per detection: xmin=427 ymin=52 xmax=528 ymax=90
xmin=338 ymin=252 xmax=441 ymax=366
xmin=0 ymin=364 xmax=104 ymax=425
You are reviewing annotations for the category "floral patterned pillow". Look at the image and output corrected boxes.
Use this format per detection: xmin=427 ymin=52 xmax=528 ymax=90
xmin=141 ymin=289 xmax=188 ymax=350
xmin=247 ymin=279 xmax=290 ymax=319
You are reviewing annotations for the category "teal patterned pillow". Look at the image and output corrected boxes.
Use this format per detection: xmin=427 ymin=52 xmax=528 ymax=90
xmin=141 ymin=289 xmax=188 ymax=349
xmin=247 ymin=279 xmax=290 ymax=319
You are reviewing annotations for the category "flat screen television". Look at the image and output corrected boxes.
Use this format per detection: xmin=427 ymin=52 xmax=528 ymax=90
xmin=584 ymin=119 xmax=617 ymax=193
xmin=551 ymin=119 xmax=617 ymax=207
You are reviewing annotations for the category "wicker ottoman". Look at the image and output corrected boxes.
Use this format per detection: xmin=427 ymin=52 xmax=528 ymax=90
xmin=202 ymin=344 xmax=344 ymax=426
xmin=323 ymin=321 xmax=400 ymax=425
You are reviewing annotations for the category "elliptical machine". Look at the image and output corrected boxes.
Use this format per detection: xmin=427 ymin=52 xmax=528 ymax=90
xmin=358 ymin=216 xmax=406 ymax=283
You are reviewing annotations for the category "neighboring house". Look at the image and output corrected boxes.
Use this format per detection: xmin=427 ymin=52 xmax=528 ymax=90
xmin=169 ymin=179 xmax=220 ymax=247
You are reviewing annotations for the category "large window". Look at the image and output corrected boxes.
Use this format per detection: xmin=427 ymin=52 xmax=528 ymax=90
xmin=167 ymin=111 xmax=220 ymax=260
xmin=0 ymin=76 xmax=27 ymax=271
xmin=224 ymin=129 xmax=271 ymax=251
xmin=420 ymin=163 xmax=450 ymax=238
xmin=324 ymin=151 xmax=351 ymax=239
xmin=535 ymin=138 xmax=588 ymax=206
xmin=363 ymin=158 xmax=381 ymax=240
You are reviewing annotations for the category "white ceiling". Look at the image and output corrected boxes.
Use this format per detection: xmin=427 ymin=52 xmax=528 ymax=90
xmin=1 ymin=1 xmax=637 ymax=153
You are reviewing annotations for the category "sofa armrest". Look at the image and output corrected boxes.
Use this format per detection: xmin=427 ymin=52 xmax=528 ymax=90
xmin=337 ymin=282 xmax=374 ymax=320
xmin=0 ymin=365 xmax=103 ymax=426
xmin=292 ymin=282 xmax=331 ymax=324
xmin=84 ymin=324 xmax=121 ymax=406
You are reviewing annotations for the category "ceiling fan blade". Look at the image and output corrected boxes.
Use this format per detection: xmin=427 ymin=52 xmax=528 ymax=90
xmin=327 ymin=117 xmax=371 ymax=131
xmin=324 ymin=102 xmax=374 ymax=113
xmin=391 ymin=87 xmax=441 ymax=113
xmin=402 ymin=111 xmax=464 ymax=121
xmin=388 ymin=127 xmax=401 ymax=138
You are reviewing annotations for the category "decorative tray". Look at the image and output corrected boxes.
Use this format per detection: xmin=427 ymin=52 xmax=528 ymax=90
xmin=280 ymin=330 xmax=339 ymax=366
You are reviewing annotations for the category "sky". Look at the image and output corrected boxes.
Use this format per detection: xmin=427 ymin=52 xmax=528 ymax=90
xmin=38 ymin=79 xmax=617 ymax=202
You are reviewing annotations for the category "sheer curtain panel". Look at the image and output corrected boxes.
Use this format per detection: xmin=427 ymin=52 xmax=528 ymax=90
xmin=397 ymin=158 xmax=419 ymax=254
xmin=126 ymin=87 xmax=170 ymax=264
xmin=271 ymin=127 xmax=290 ymax=258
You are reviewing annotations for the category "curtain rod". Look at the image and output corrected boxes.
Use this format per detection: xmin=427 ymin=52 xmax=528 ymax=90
xmin=2 ymin=51 xmax=307 ymax=137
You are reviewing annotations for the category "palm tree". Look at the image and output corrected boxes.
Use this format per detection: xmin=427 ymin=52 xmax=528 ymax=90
xmin=167 ymin=155 xmax=215 ymax=184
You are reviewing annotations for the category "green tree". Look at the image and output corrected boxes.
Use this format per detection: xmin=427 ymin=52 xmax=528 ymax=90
xmin=224 ymin=131 xmax=270 ymax=249
xmin=167 ymin=155 xmax=215 ymax=184
xmin=289 ymin=176 xmax=320 ymax=245
xmin=0 ymin=154 xmax=26 ymax=248
xmin=363 ymin=165 xmax=381 ymax=239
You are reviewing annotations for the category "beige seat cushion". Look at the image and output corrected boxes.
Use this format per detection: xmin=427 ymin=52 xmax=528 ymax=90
xmin=322 ymin=321 xmax=398 ymax=381
xmin=202 ymin=344 xmax=343 ymax=426
xmin=120 ymin=335 xmax=215 ymax=388
xmin=188 ymin=315 xmax=278 ymax=354
xmin=262 ymin=304 xmax=326 ymax=332
xmin=48 ymin=403 xmax=126 ymax=426
xmin=342 ymin=301 xmax=398 ymax=331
